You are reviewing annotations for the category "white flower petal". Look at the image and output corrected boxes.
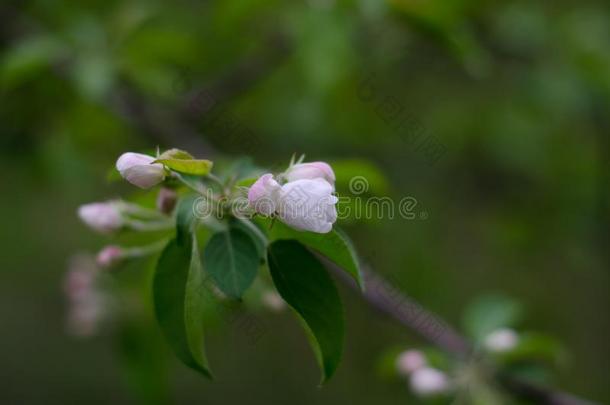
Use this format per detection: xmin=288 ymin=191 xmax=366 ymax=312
xmin=116 ymin=152 xmax=156 ymax=172
xmin=284 ymin=161 xmax=336 ymax=188
xmin=278 ymin=178 xmax=337 ymax=233
xmin=248 ymin=173 xmax=281 ymax=216
xmin=122 ymin=165 xmax=165 ymax=189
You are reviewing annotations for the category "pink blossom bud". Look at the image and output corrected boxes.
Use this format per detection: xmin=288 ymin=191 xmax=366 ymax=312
xmin=78 ymin=202 xmax=123 ymax=234
xmin=284 ymin=161 xmax=335 ymax=188
xmin=262 ymin=291 xmax=286 ymax=312
xmin=484 ymin=328 xmax=519 ymax=352
xmin=277 ymin=178 xmax=338 ymax=233
xmin=116 ymin=152 xmax=165 ymax=189
xmin=96 ymin=245 xmax=123 ymax=268
xmin=396 ymin=350 xmax=427 ymax=376
xmin=248 ymin=173 xmax=281 ymax=216
xmin=156 ymin=187 xmax=178 ymax=214
xmin=409 ymin=367 xmax=451 ymax=397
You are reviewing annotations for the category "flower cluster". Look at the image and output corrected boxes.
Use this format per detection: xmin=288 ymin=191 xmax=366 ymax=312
xmin=395 ymin=350 xmax=452 ymax=398
xmin=248 ymin=161 xmax=338 ymax=233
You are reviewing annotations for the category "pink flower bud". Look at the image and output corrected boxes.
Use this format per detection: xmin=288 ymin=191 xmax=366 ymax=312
xmin=409 ymin=367 xmax=451 ymax=397
xmin=277 ymin=178 xmax=338 ymax=233
xmin=396 ymin=350 xmax=427 ymax=376
xmin=484 ymin=328 xmax=519 ymax=352
xmin=248 ymin=173 xmax=281 ymax=216
xmin=78 ymin=202 xmax=123 ymax=234
xmin=116 ymin=152 xmax=165 ymax=189
xmin=284 ymin=161 xmax=335 ymax=188
xmin=96 ymin=245 xmax=123 ymax=268
xmin=156 ymin=187 xmax=178 ymax=214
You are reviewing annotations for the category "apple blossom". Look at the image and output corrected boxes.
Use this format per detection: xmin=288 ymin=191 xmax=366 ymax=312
xmin=248 ymin=173 xmax=281 ymax=216
xmin=277 ymin=178 xmax=338 ymax=233
xmin=484 ymin=328 xmax=519 ymax=353
xmin=116 ymin=152 xmax=166 ymax=189
xmin=96 ymin=245 xmax=123 ymax=268
xmin=78 ymin=201 xmax=123 ymax=233
xmin=396 ymin=350 xmax=427 ymax=376
xmin=284 ymin=161 xmax=335 ymax=188
xmin=409 ymin=367 xmax=451 ymax=397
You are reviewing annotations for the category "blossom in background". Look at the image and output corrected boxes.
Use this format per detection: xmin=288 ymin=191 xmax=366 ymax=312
xmin=248 ymin=160 xmax=338 ymax=233
xmin=396 ymin=350 xmax=427 ymax=377
xmin=284 ymin=161 xmax=335 ymax=189
xmin=409 ymin=367 xmax=451 ymax=397
xmin=78 ymin=201 xmax=123 ymax=233
xmin=116 ymin=152 xmax=166 ymax=189
xmin=64 ymin=255 xmax=107 ymax=337
xmin=484 ymin=328 xmax=519 ymax=353
xmin=96 ymin=245 xmax=123 ymax=268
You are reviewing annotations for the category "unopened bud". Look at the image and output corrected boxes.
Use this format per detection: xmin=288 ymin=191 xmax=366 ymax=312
xmin=96 ymin=245 xmax=123 ymax=268
xmin=78 ymin=201 xmax=123 ymax=234
xmin=284 ymin=161 xmax=335 ymax=188
xmin=116 ymin=152 xmax=165 ymax=189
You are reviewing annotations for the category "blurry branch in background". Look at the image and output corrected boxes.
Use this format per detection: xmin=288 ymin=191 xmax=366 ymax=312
xmin=331 ymin=264 xmax=597 ymax=405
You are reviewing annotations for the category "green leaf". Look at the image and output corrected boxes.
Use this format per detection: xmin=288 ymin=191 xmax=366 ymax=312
xmin=156 ymin=159 xmax=213 ymax=176
xmin=157 ymin=148 xmax=194 ymax=161
xmin=153 ymin=237 xmax=212 ymax=377
xmin=267 ymin=240 xmax=344 ymax=383
xmin=175 ymin=194 xmax=199 ymax=246
xmin=236 ymin=177 xmax=258 ymax=187
xmin=154 ymin=149 xmax=213 ymax=175
xmin=269 ymin=222 xmax=363 ymax=289
xmin=463 ymin=294 xmax=523 ymax=342
xmin=203 ymin=228 xmax=259 ymax=299
xmin=230 ymin=218 xmax=267 ymax=260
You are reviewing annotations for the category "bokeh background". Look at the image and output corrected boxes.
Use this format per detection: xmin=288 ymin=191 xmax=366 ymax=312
xmin=1 ymin=0 xmax=608 ymax=403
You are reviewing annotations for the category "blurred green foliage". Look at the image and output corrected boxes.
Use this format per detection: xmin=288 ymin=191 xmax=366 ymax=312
xmin=0 ymin=0 xmax=608 ymax=403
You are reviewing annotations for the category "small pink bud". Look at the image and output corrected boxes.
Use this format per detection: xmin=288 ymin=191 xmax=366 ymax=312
xmin=284 ymin=161 xmax=335 ymax=188
xmin=248 ymin=173 xmax=281 ymax=216
xmin=78 ymin=202 xmax=123 ymax=234
xmin=96 ymin=245 xmax=123 ymax=268
xmin=396 ymin=350 xmax=427 ymax=376
xmin=116 ymin=152 xmax=165 ymax=189
xmin=409 ymin=367 xmax=451 ymax=397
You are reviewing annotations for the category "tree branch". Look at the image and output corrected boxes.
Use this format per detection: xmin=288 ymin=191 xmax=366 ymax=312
xmin=332 ymin=263 xmax=598 ymax=405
